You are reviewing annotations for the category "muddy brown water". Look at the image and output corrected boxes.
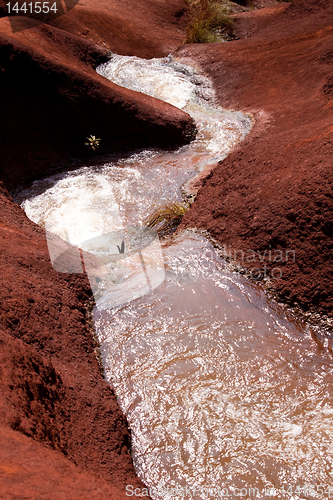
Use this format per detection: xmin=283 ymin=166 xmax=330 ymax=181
xmin=15 ymin=55 xmax=333 ymax=499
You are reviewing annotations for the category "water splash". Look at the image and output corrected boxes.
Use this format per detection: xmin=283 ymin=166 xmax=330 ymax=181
xmin=97 ymin=54 xmax=252 ymax=158
xmin=15 ymin=55 xmax=333 ymax=500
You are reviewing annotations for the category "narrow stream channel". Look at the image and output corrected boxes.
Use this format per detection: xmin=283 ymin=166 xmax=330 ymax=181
xmin=15 ymin=55 xmax=333 ymax=499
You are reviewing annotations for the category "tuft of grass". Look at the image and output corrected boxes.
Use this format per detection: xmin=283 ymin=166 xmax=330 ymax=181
xmin=145 ymin=199 xmax=193 ymax=237
xmin=186 ymin=0 xmax=235 ymax=43
xmin=186 ymin=0 xmax=293 ymax=43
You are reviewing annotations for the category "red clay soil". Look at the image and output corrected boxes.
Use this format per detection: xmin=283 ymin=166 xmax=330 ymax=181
xmin=179 ymin=0 xmax=333 ymax=317
xmin=0 ymin=184 xmax=147 ymax=497
xmin=1 ymin=0 xmax=333 ymax=497
xmin=0 ymin=0 xmax=191 ymax=497
xmin=0 ymin=426 xmax=126 ymax=499
xmin=0 ymin=0 xmax=194 ymax=190
xmin=232 ymin=3 xmax=290 ymax=40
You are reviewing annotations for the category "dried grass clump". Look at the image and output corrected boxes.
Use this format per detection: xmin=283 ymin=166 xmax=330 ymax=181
xmin=186 ymin=0 xmax=235 ymax=43
xmin=145 ymin=200 xmax=192 ymax=237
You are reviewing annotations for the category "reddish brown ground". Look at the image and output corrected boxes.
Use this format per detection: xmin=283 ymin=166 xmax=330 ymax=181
xmin=0 ymin=183 xmax=147 ymax=498
xmin=0 ymin=0 xmax=191 ymax=497
xmin=0 ymin=0 xmax=194 ymax=190
xmin=179 ymin=0 xmax=333 ymax=317
xmin=0 ymin=0 xmax=333 ymax=497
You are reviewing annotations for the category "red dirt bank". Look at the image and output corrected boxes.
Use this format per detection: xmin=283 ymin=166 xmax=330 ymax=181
xmin=0 ymin=4 xmax=194 ymax=190
xmin=0 ymin=185 xmax=141 ymax=498
xmin=0 ymin=0 xmax=190 ymax=497
xmin=0 ymin=0 xmax=333 ymax=497
xmin=179 ymin=0 xmax=333 ymax=317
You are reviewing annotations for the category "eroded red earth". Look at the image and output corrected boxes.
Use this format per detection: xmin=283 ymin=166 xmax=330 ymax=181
xmin=0 ymin=0 xmax=190 ymax=496
xmin=0 ymin=0 xmax=332 ymax=497
xmin=180 ymin=0 xmax=333 ymax=316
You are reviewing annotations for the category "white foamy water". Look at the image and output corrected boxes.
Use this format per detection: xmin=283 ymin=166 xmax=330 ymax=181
xmin=16 ymin=55 xmax=333 ymax=500
xmin=97 ymin=54 xmax=200 ymax=109
xmin=97 ymin=54 xmax=252 ymax=158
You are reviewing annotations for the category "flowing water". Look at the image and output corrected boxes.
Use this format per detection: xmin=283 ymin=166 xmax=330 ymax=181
xmin=15 ymin=55 xmax=333 ymax=499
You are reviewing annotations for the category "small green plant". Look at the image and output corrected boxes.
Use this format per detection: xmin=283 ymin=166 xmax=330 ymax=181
xmin=145 ymin=199 xmax=193 ymax=237
xmin=85 ymin=135 xmax=101 ymax=151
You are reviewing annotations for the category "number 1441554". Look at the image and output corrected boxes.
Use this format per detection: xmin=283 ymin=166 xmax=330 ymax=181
xmin=6 ymin=2 xmax=58 ymax=14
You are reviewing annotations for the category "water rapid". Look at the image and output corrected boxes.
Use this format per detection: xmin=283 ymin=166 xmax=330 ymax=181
xmin=16 ymin=54 xmax=333 ymax=500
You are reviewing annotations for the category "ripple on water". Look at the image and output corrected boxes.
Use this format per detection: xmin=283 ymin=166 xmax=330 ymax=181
xmin=15 ymin=54 xmax=333 ymax=500
xmin=94 ymin=234 xmax=333 ymax=500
